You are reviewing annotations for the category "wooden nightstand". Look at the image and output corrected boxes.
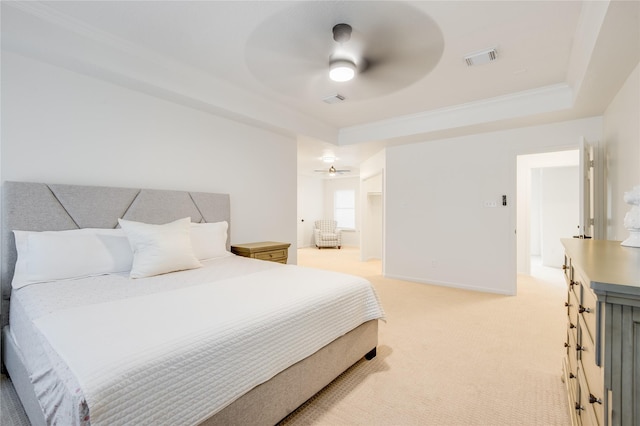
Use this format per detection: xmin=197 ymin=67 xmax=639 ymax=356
xmin=230 ymin=241 xmax=291 ymax=264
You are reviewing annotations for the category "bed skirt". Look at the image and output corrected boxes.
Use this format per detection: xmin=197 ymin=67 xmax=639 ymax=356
xmin=3 ymin=320 xmax=378 ymax=426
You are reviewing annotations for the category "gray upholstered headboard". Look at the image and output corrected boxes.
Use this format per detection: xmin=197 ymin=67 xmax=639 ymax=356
xmin=1 ymin=181 xmax=231 ymax=330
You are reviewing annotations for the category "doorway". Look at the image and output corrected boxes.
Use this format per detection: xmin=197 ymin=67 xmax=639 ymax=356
xmin=517 ymin=150 xmax=579 ymax=283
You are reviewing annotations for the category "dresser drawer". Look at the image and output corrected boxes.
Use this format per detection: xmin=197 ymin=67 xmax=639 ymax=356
xmin=577 ymin=368 xmax=603 ymax=426
xmin=563 ymin=357 xmax=580 ymax=425
xmin=578 ymin=337 xmax=604 ymax=408
xmin=565 ymin=332 xmax=579 ymax=399
xmin=568 ymin=288 xmax=579 ymax=329
xmin=563 ymin=256 xmax=573 ymax=284
xmin=579 ymin=282 xmax=598 ymax=344
xmin=567 ymin=329 xmax=578 ymax=373
xmin=577 ymin=323 xmax=604 ymax=426
xmin=254 ymin=249 xmax=287 ymax=261
xmin=567 ymin=321 xmax=578 ymax=360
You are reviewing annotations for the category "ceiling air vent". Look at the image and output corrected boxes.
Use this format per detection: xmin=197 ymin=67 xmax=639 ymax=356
xmin=464 ymin=48 xmax=497 ymax=66
xmin=322 ymin=94 xmax=346 ymax=104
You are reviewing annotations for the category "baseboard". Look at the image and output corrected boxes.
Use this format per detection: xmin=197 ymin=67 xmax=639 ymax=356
xmin=383 ymin=273 xmax=516 ymax=296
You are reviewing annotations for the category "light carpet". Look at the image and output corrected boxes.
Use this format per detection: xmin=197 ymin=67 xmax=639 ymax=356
xmin=280 ymin=247 xmax=571 ymax=425
xmin=1 ymin=247 xmax=570 ymax=425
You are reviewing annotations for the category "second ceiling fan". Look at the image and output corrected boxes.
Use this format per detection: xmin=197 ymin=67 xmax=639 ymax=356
xmin=314 ymin=165 xmax=351 ymax=176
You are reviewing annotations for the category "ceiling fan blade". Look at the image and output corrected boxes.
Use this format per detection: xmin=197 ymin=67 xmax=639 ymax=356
xmin=244 ymin=1 xmax=444 ymax=102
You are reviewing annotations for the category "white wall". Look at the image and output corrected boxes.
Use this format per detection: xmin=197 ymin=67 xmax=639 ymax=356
xmin=361 ymin=173 xmax=383 ymax=261
xmin=360 ymin=150 xmax=386 ymax=262
xmin=360 ymin=149 xmax=386 ymax=180
xmin=540 ymin=166 xmax=579 ymax=267
xmin=603 ymin=62 xmax=640 ymax=241
xmin=385 ymin=118 xmax=602 ymax=295
xmin=530 ymin=168 xmax=542 ymax=256
xmin=1 ymin=52 xmax=299 ymax=263
xmin=297 ymin=174 xmax=323 ymax=248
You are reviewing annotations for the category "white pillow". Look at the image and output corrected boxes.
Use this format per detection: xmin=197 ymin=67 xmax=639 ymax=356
xmin=12 ymin=228 xmax=133 ymax=289
xmin=190 ymin=221 xmax=230 ymax=260
xmin=118 ymin=217 xmax=202 ymax=279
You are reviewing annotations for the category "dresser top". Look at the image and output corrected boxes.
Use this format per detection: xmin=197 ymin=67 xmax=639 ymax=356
xmin=562 ymin=239 xmax=640 ymax=296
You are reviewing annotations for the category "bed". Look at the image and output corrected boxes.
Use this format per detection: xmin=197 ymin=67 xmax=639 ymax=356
xmin=1 ymin=181 xmax=384 ymax=426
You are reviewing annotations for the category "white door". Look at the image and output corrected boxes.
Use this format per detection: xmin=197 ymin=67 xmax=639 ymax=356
xmin=578 ymin=138 xmax=596 ymax=239
xmin=297 ymin=182 xmax=304 ymax=247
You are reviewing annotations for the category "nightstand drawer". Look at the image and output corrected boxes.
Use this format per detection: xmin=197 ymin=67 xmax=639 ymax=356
xmin=255 ymin=249 xmax=287 ymax=261
xmin=231 ymin=241 xmax=291 ymax=264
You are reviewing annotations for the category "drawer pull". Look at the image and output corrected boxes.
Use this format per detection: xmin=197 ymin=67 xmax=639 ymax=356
xmin=562 ymin=265 xmax=569 ymax=270
xmin=575 ymin=402 xmax=584 ymax=411
xmin=579 ymin=305 xmax=592 ymax=314
xmin=565 ymin=302 xmax=571 ymax=307
xmin=569 ymin=323 xmax=576 ymax=329
xmin=569 ymin=373 xmax=576 ymax=379
xmin=576 ymin=344 xmax=585 ymax=352
xmin=564 ymin=342 xmax=570 ymax=348
xmin=588 ymin=394 xmax=602 ymax=405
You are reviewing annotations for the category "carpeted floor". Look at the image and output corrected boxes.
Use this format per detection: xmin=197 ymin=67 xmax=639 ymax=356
xmin=1 ymin=372 xmax=30 ymax=426
xmin=1 ymin=247 xmax=571 ymax=425
xmin=280 ymin=247 xmax=571 ymax=425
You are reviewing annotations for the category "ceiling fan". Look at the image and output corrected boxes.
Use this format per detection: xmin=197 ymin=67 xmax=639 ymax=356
xmin=314 ymin=165 xmax=351 ymax=176
xmin=244 ymin=2 xmax=444 ymax=101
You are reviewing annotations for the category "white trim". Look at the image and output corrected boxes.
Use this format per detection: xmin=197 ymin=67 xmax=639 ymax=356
xmin=383 ymin=273 xmax=516 ymax=296
xmin=339 ymin=84 xmax=573 ymax=145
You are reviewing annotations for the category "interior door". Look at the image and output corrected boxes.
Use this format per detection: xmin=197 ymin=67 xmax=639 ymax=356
xmin=297 ymin=183 xmax=305 ymax=247
xmin=578 ymin=137 xmax=595 ymax=239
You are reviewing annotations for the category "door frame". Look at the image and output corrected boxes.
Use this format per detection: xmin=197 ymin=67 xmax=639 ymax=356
xmin=514 ymin=139 xmax=603 ymax=276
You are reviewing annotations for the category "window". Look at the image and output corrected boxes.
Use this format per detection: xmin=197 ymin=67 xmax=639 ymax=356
xmin=334 ymin=190 xmax=355 ymax=229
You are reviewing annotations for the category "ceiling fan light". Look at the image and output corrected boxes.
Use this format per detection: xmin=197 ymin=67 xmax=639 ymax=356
xmin=329 ymin=60 xmax=356 ymax=82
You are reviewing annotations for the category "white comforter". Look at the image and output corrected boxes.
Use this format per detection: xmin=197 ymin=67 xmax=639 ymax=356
xmin=10 ymin=255 xmax=384 ymax=425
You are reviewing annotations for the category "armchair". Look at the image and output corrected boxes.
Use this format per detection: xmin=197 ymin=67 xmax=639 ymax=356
xmin=314 ymin=220 xmax=342 ymax=249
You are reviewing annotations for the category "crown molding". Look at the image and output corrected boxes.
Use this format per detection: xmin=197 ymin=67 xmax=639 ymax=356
xmin=338 ymin=84 xmax=573 ymax=145
xmin=2 ymin=1 xmax=339 ymax=144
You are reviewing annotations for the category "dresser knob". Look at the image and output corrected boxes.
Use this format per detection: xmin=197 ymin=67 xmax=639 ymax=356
xmin=576 ymin=345 xmax=585 ymax=352
xmin=565 ymin=302 xmax=571 ymax=307
xmin=564 ymin=342 xmax=570 ymax=348
xmin=569 ymin=373 xmax=576 ymax=379
xmin=569 ymin=323 xmax=576 ymax=329
xmin=588 ymin=394 xmax=602 ymax=405
xmin=575 ymin=402 xmax=584 ymax=411
xmin=569 ymin=280 xmax=576 ymax=287
xmin=579 ymin=305 xmax=591 ymax=314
